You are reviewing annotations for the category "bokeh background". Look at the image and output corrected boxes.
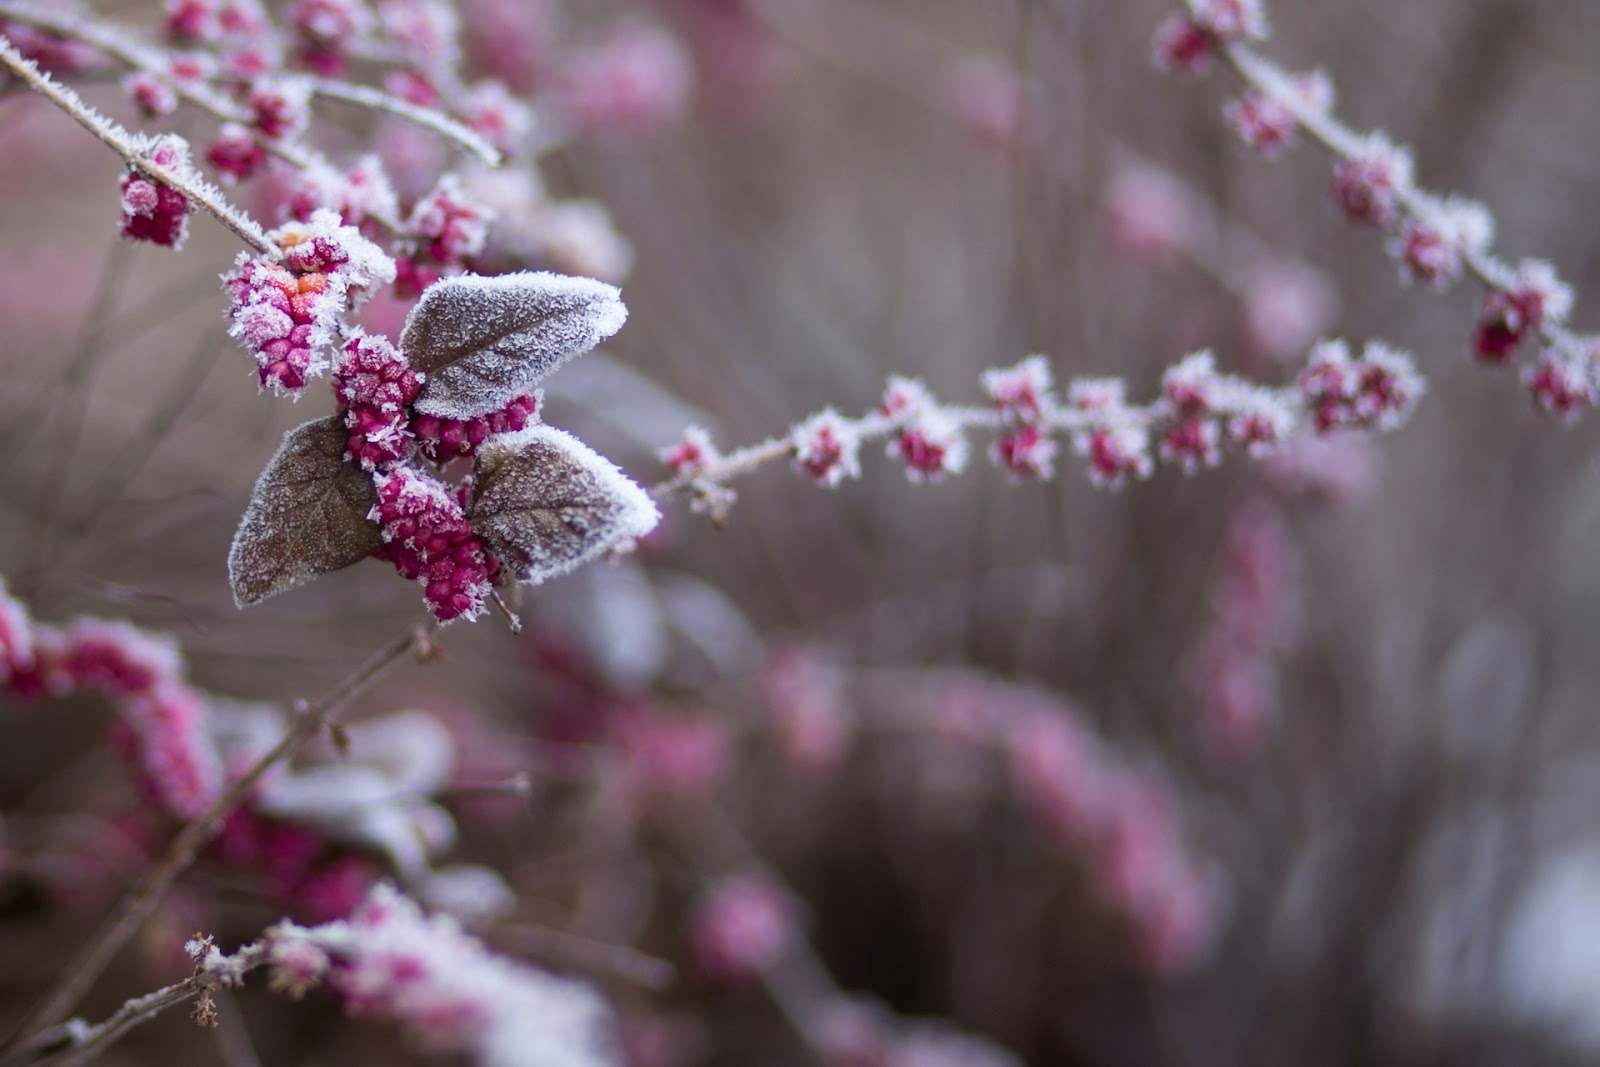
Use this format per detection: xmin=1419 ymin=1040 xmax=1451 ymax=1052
xmin=8 ymin=0 xmax=1600 ymax=1064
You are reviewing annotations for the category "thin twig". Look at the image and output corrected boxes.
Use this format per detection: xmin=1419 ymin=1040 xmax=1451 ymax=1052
xmin=6 ymin=624 xmax=438 ymax=1046
xmin=1218 ymin=42 xmax=1588 ymax=360
xmin=0 ymin=34 xmax=277 ymax=256
xmin=303 ymin=77 xmax=501 ymax=167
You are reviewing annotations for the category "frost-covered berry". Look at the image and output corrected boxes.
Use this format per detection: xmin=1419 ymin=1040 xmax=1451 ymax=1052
xmin=891 ymin=412 xmax=969 ymax=484
xmin=1160 ymin=417 xmax=1223 ymax=473
xmin=1299 ymin=340 xmax=1423 ymax=433
xmin=287 ymin=0 xmax=373 ymax=73
xmin=994 ymin=424 xmax=1058 ymax=480
xmin=1152 ymin=15 xmax=1217 ymax=76
xmin=1473 ymin=260 xmax=1574 ymax=364
xmin=166 ymin=0 xmax=220 ymax=42
xmin=692 ymin=875 xmax=796 ymax=983
xmin=267 ymin=936 xmax=332 ymax=999
xmin=394 ymin=259 xmax=443 ymax=300
xmin=1523 ymin=352 xmax=1596 ymax=421
xmin=277 ymin=209 xmax=396 ymax=290
xmin=1331 ymin=134 xmax=1414 ymax=227
xmin=206 ymin=122 xmax=268 ymax=183
xmin=223 ymin=258 xmax=345 ymax=393
xmin=791 ymin=410 xmax=861 ymax=488
xmin=879 ymin=377 xmax=968 ymax=482
xmin=1077 ymin=424 xmax=1153 ymax=489
xmin=413 ymin=392 xmax=541 ymax=463
xmin=222 ymin=213 xmax=398 ymax=393
xmin=59 ymin=618 xmax=183 ymax=695
xmin=370 ymin=468 xmax=499 ymax=622
xmin=119 ymin=135 xmax=194 ymax=249
xmin=112 ymin=683 xmax=224 ymax=820
xmin=287 ymin=155 xmax=399 ymax=228
xmin=1225 ymin=388 xmax=1296 ymax=455
xmin=1066 ymin=377 xmax=1128 ymax=414
xmin=248 ymin=76 xmax=313 ymax=140
xmin=406 ymin=174 xmax=492 ymax=269
xmin=217 ymin=0 xmax=270 ymax=39
xmin=124 ymin=72 xmax=178 ymax=118
xmin=1223 ymin=72 xmax=1330 ymax=157
xmin=460 ymin=80 xmax=533 ymax=153
xmin=1188 ymin=0 xmax=1269 ymax=41
xmin=1153 ymin=1 xmax=1266 ymax=75
xmin=1162 ymin=350 xmax=1225 ymax=415
xmin=658 ymin=425 xmax=718 ymax=477
xmin=982 ymin=355 xmax=1053 ymax=422
xmin=334 ymin=332 xmax=424 ymax=469
xmin=1391 ymin=196 xmax=1493 ymax=289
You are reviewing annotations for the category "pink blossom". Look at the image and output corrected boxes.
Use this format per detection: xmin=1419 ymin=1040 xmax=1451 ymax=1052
xmin=612 ymin=705 xmax=730 ymax=799
xmin=940 ymin=58 xmax=1023 ymax=151
xmin=1105 ymin=164 xmax=1201 ymax=261
xmin=692 ymin=874 xmax=796 ymax=982
xmin=763 ymin=646 xmax=851 ymax=772
xmin=1241 ymin=261 xmax=1339 ymax=360
xmin=557 ymin=22 xmax=694 ymax=135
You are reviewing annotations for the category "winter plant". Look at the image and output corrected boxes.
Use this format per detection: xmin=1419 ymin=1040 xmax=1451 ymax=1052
xmin=0 ymin=0 xmax=1595 ymax=1064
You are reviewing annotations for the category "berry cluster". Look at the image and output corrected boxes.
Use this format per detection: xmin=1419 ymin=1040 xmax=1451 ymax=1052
xmin=0 ymin=580 xmax=222 ymax=821
xmin=370 ymin=468 xmax=500 ymax=623
xmin=1161 ymin=0 xmax=1598 ymax=422
xmin=657 ymin=339 xmax=1421 ymax=513
xmin=224 ymin=210 xmax=396 ymax=393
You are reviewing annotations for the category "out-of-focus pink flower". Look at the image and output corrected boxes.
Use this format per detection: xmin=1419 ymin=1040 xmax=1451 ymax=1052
xmin=940 ymin=58 xmax=1023 ymax=151
xmin=692 ymin=874 xmax=796 ymax=982
xmin=556 ymin=22 xmax=694 ymax=136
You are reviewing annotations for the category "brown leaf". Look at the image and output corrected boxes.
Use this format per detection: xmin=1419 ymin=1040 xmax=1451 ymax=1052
xmin=402 ymin=271 xmax=627 ymax=419
xmin=469 ymin=426 xmax=660 ymax=586
xmin=228 ymin=416 xmax=383 ymax=606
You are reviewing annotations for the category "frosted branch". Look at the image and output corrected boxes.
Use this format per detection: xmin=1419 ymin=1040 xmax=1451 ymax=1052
xmin=0 ymin=32 xmax=277 ymax=257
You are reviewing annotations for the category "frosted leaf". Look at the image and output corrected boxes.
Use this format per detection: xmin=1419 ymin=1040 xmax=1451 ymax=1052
xmin=469 ymin=425 xmax=660 ymax=586
xmin=229 ymin=416 xmax=383 ymax=606
xmin=403 ymin=271 xmax=627 ymax=418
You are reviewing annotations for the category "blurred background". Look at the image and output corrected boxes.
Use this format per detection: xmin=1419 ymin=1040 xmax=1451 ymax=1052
xmin=8 ymin=0 xmax=1600 ymax=1063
